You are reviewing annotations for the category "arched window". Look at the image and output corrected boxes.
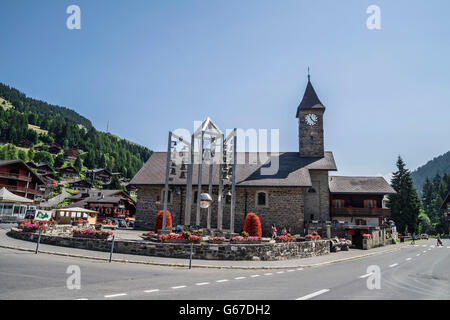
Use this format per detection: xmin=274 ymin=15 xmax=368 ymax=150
xmin=255 ymin=191 xmax=268 ymax=207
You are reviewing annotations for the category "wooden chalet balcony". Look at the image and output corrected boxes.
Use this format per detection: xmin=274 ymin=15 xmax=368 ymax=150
xmin=0 ymin=172 xmax=32 ymax=182
xmin=0 ymin=184 xmax=43 ymax=195
xmin=331 ymin=207 xmax=391 ymax=218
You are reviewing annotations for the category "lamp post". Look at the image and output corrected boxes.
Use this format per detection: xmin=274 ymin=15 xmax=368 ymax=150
xmin=162 ymin=131 xmax=172 ymax=232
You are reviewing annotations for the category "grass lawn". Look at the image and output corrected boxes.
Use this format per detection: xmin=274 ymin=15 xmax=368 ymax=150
xmin=0 ymin=97 xmax=13 ymax=110
xmin=28 ymin=124 xmax=49 ymax=135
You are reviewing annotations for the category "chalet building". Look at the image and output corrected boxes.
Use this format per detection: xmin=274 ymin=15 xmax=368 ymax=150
xmin=68 ymin=189 xmax=136 ymax=218
xmin=440 ymin=191 xmax=450 ymax=234
xmin=130 ymin=76 xmax=395 ymax=237
xmin=86 ymin=169 xmax=113 ymax=184
xmin=64 ymin=148 xmax=79 ymax=160
xmin=48 ymin=143 xmax=61 ymax=155
xmin=27 ymin=162 xmax=54 ymax=175
xmin=67 ymin=179 xmax=93 ymax=190
xmin=57 ymin=165 xmax=78 ymax=179
xmin=0 ymin=160 xmax=44 ymax=200
xmin=17 ymin=139 xmax=32 ymax=148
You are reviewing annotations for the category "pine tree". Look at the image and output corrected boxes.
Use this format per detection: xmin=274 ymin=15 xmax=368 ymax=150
xmin=388 ymin=156 xmax=421 ymax=234
xmin=74 ymin=156 xmax=83 ymax=173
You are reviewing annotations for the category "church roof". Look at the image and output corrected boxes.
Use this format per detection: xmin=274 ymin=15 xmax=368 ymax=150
xmin=296 ymin=79 xmax=325 ymax=117
xmin=328 ymin=176 xmax=396 ymax=195
xmin=130 ymin=151 xmax=337 ymax=188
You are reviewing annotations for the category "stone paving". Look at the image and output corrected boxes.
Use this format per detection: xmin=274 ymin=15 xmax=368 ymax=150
xmin=0 ymin=225 xmax=422 ymax=269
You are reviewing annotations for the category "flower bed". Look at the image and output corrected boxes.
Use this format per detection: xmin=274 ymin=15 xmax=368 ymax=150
xmin=275 ymin=234 xmax=296 ymax=242
xmin=72 ymin=229 xmax=113 ymax=240
xmin=208 ymin=236 xmax=227 ymax=244
xmin=158 ymin=233 xmax=201 ymax=243
xmin=230 ymin=236 xmax=261 ymax=244
xmin=19 ymin=222 xmax=47 ymax=233
xmin=305 ymin=234 xmax=321 ymax=241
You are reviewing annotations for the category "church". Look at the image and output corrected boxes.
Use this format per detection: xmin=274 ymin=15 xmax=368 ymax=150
xmin=130 ymin=76 xmax=395 ymax=237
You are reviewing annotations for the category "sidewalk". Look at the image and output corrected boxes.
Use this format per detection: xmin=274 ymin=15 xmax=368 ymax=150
xmin=0 ymin=228 xmax=418 ymax=270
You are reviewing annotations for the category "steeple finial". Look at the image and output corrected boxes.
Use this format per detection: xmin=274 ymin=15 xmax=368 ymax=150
xmin=307 ymin=67 xmax=310 ymax=82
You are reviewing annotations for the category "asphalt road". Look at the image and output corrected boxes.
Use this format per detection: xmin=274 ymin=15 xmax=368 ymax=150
xmin=0 ymin=238 xmax=448 ymax=300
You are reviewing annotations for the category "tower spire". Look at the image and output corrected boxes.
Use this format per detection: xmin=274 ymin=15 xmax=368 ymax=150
xmin=307 ymin=67 xmax=310 ymax=82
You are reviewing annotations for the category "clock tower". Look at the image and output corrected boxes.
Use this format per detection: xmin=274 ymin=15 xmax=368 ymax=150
xmin=296 ymin=75 xmax=325 ymax=158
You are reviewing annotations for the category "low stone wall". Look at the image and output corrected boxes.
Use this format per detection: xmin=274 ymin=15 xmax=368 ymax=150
xmin=8 ymin=228 xmax=330 ymax=261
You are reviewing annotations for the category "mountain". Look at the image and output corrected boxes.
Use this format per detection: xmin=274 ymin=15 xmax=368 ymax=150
xmin=411 ymin=150 xmax=450 ymax=195
xmin=0 ymin=83 xmax=152 ymax=179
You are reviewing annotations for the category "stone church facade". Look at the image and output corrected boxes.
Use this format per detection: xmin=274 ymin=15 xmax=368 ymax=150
xmin=130 ymin=76 xmax=394 ymax=236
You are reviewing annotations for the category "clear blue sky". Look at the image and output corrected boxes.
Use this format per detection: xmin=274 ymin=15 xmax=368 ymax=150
xmin=1 ymin=0 xmax=449 ymax=178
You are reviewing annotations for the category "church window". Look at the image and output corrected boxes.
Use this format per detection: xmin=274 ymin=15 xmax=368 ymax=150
xmin=310 ymin=136 xmax=314 ymax=144
xmin=160 ymin=189 xmax=173 ymax=204
xmin=256 ymin=191 xmax=268 ymax=207
xmin=308 ymin=187 xmax=316 ymax=193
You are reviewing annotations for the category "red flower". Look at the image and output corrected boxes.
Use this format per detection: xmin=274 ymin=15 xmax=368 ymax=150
xmin=243 ymin=212 xmax=262 ymax=237
xmin=154 ymin=210 xmax=172 ymax=232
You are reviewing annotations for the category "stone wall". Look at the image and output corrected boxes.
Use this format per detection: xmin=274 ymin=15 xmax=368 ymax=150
xmin=135 ymin=186 xmax=306 ymax=236
xmin=304 ymin=170 xmax=330 ymax=222
xmin=8 ymin=229 xmax=330 ymax=261
xmin=362 ymin=230 xmax=393 ymax=250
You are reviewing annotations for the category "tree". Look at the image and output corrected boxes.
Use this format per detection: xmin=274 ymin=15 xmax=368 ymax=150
xmin=54 ymin=154 xmax=65 ymax=168
xmin=387 ymin=156 xmax=421 ymax=234
xmin=18 ymin=150 xmax=27 ymax=161
xmin=74 ymin=156 xmax=83 ymax=173
xmin=33 ymin=150 xmax=54 ymax=167
xmin=109 ymin=175 xmax=123 ymax=190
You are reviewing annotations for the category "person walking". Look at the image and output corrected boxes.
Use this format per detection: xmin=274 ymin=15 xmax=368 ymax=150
xmin=436 ymin=234 xmax=443 ymax=247
xmin=411 ymin=233 xmax=416 ymax=245
xmin=271 ymin=224 xmax=277 ymax=239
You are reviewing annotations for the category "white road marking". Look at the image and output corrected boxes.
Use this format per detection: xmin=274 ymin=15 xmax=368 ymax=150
xmin=234 ymin=277 xmax=246 ymax=280
xmin=429 ymin=245 xmax=434 ymax=248
xmin=216 ymin=279 xmax=229 ymax=283
xmin=389 ymin=263 xmax=398 ymax=268
xmin=447 ymin=246 xmax=450 ymax=249
xmin=171 ymin=285 xmax=187 ymax=289
xmin=144 ymin=289 xmax=160 ymax=293
xmin=287 ymin=269 xmax=295 ymax=272
xmin=250 ymin=274 xmax=260 ymax=278
xmin=406 ymin=258 xmax=412 ymax=261
xmin=195 ymin=282 xmax=210 ymax=286
xmin=422 ymin=245 xmax=427 ymax=247
xmin=296 ymin=289 xmax=330 ymax=300
xmin=423 ymin=250 xmax=427 ymax=253
xmin=264 ymin=273 xmax=273 ymax=276
xmin=297 ymin=268 xmax=304 ymax=271
xmin=75 ymin=298 xmax=88 ymax=300
xmin=276 ymin=271 xmax=285 ymax=274
xmin=359 ymin=273 xmax=373 ymax=279
xmin=416 ymin=254 xmax=420 ymax=256
xmin=104 ymin=293 xmax=127 ymax=298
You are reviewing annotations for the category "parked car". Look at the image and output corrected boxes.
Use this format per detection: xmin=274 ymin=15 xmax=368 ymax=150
xmin=420 ymin=234 xmax=429 ymax=240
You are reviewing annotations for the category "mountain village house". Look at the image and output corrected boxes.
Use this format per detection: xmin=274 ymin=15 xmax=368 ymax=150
xmin=0 ymin=160 xmax=44 ymax=200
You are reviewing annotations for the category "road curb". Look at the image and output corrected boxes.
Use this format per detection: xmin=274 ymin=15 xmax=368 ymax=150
xmin=0 ymin=242 xmax=411 ymax=270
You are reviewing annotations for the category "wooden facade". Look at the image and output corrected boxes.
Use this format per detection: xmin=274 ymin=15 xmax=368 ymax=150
xmin=0 ymin=160 xmax=44 ymax=200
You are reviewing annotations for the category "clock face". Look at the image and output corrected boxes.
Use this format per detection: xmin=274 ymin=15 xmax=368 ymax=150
xmin=305 ymin=114 xmax=318 ymax=126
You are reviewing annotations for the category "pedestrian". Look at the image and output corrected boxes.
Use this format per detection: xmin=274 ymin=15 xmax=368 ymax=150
xmin=281 ymin=227 xmax=287 ymax=235
xmin=411 ymin=233 xmax=415 ymax=245
xmin=436 ymin=234 xmax=443 ymax=247
xmin=271 ymin=224 xmax=277 ymax=239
